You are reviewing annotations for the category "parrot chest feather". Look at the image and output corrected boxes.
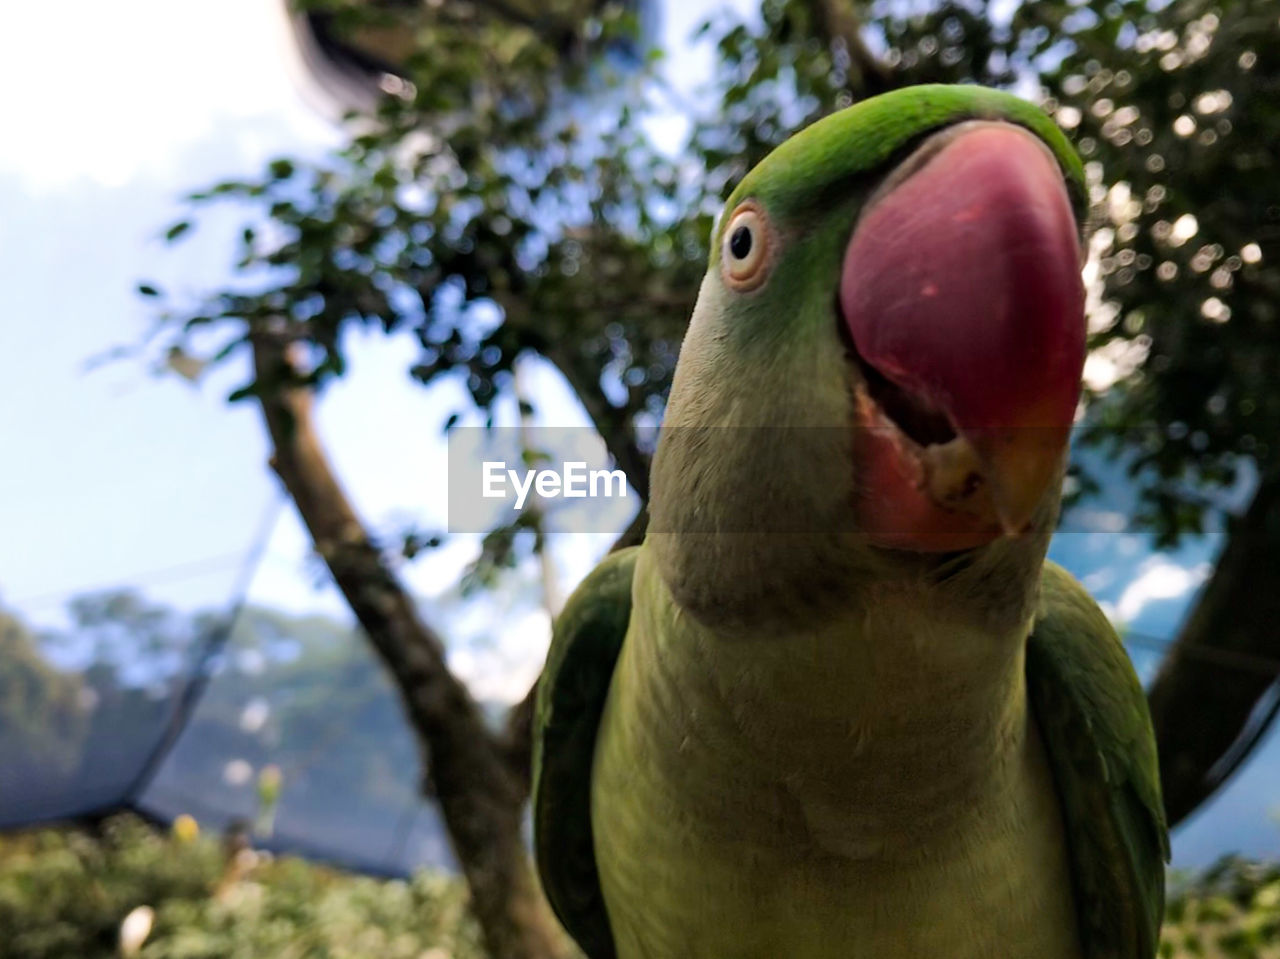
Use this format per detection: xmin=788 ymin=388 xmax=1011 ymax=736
xmin=590 ymin=552 xmax=1082 ymax=959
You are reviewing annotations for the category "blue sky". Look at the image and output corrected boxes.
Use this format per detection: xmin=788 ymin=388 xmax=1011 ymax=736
xmin=0 ymin=0 xmax=1275 ymax=867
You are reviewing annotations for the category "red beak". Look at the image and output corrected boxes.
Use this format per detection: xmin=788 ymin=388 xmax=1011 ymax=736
xmin=839 ymin=122 xmax=1085 ymax=551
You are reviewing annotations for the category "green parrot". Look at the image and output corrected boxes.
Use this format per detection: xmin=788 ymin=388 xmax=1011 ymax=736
xmin=532 ymin=84 xmax=1168 ymax=959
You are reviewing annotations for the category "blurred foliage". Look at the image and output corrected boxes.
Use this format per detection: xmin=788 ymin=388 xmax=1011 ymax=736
xmin=3 ymin=815 xmax=1280 ymax=958
xmin=0 ymin=815 xmax=483 ymax=959
xmin=143 ymin=0 xmax=1280 ymax=555
xmin=1161 ymin=858 xmax=1280 ymax=957
xmin=1029 ymin=0 xmax=1280 ymax=543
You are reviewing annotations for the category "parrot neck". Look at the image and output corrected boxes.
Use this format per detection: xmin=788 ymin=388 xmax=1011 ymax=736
xmin=633 ymin=545 xmax=1040 ymax=854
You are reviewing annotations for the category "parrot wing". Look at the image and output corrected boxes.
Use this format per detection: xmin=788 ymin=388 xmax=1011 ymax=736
xmin=532 ymin=546 xmax=637 ymax=959
xmin=1026 ymin=561 xmax=1171 ymax=959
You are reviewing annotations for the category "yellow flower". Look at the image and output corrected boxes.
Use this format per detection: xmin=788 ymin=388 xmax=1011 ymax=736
xmin=172 ymin=813 xmax=200 ymax=843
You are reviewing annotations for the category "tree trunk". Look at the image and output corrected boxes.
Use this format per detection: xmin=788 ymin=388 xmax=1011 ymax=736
xmin=249 ymin=326 xmax=568 ymax=959
xmin=1147 ymin=470 xmax=1280 ymax=826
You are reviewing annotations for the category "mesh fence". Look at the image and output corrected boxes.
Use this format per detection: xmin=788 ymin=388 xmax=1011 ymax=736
xmin=2 ymin=481 xmax=1279 ymax=874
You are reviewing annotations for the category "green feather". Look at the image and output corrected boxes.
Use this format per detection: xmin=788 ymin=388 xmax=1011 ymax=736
xmin=533 ymin=547 xmax=637 ymax=959
xmin=1027 ymin=562 xmax=1170 ymax=958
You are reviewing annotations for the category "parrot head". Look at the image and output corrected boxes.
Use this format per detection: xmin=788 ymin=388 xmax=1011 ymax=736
xmin=650 ymin=85 xmax=1088 ymax=625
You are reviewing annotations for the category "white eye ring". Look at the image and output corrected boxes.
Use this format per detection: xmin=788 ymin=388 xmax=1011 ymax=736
xmin=721 ymin=202 xmax=773 ymax=290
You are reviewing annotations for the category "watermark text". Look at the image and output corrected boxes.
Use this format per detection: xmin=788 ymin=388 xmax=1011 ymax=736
xmin=481 ymin=461 xmax=628 ymax=510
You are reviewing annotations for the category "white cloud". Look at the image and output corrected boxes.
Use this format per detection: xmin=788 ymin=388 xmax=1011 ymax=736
xmin=1071 ymin=509 xmax=1129 ymax=534
xmin=1081 ymin=567 xmax=1117 ymax=593
xmin=1115 ymin=556 xmax=1211 ymax=622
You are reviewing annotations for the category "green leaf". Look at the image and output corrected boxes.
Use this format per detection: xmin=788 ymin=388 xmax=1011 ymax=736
xmin=164 ymin=221 xmax=192 ymax=243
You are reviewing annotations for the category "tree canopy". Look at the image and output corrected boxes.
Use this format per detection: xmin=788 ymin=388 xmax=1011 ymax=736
xmin=147 ymin=0 xmax=1278 ymax=540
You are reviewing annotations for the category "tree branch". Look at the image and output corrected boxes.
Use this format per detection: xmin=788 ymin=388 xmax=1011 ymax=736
xmin=1147 ymin=470 xmax=1280 ymax=826
xmin=248 ymin=323 xmax=565 ymax=959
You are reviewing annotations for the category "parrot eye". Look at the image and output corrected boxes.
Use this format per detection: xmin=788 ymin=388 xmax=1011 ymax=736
xmin=722 ymin=203 xmax=773 ymax=290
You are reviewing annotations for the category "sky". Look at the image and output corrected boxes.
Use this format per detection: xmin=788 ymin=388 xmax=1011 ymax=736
xmin=0 ymin=0 xmax=1276 ymax=868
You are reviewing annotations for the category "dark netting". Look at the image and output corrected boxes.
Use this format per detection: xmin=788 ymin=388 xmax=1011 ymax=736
xmin=0 ymin=619 xmax=177 ymax=825
xmin=0 ymin=502 xmax=280 ymax=830
xmin=3 ymin=471 xmax=1280 ymax=875
xmin=0 ymin=478 xmax=495 ymax=877
xmin=136 ymin=595 xmax=457 ymax=876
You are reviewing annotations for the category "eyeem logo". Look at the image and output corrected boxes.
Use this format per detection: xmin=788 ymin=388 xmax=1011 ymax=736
xmin=482 ymin=461 xmax=628 ymax=510
xmin=448 ymin=427 xmax=637 ymax=533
